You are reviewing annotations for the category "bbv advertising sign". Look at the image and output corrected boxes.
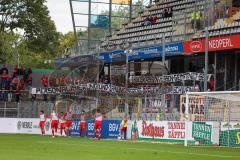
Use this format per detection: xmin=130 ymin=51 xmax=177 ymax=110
xmin=184 ymin=35 xmax=240 ymax=54
xmin=72 ymin=120 xmax=121 ymax=139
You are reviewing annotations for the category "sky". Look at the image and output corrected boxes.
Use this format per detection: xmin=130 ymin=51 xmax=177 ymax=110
xmin=45 ymin=0 xmax=138 ymax=33
xmin=46 ymin=0 xmax=73 ymax=34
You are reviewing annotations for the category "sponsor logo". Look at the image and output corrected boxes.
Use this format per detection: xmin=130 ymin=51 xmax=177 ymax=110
xmin=223 ymin=123 xmax=232 ymax=128
xmin=190 ymin=41 xmax=202 ymax=52
xmin=141 ymin=121 xmax=164 ymax=138
xmin=208 ymin=38 xmax=233 ymax=49
xmin=233 ymin=123 xmax=240 ymax=128
xmin=165 ymin=46 xmax=179 ymax=52
xmin=109 ymin=123 xmax=119 ymax=132
xmin=17 ymin=121 xmax=33 ymax=130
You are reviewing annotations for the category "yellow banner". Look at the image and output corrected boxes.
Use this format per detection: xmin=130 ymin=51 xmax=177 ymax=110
xmin=112 ymin=0 xmax=130 ymax=5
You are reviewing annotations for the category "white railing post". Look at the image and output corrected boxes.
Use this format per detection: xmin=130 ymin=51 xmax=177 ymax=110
xmin=184 ymin=92 xmax=190 ymax=147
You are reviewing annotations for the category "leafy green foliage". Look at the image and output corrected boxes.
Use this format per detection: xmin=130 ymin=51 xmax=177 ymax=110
xmin=0 ymin=0 xmax=61 ymax=68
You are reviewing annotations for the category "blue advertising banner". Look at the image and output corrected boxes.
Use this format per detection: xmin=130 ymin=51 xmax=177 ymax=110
xmin=55 ymin=42 xmax=184 ymax=65
xmin=99 ymin=42 xmax=184 ymax=63
xmin=72 ymin=120 xmax=121 ymax=139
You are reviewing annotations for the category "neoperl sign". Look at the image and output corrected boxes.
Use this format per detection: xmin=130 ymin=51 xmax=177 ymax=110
xmin=184 ymin=35 xmax=240 ymax=54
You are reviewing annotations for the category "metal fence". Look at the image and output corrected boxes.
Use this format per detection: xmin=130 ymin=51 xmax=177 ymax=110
xmin=0 ymin=94 xmax=181 ymax=121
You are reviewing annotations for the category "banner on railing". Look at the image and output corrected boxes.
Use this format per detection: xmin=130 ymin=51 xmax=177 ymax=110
xmin=179 ymin=95 xmax=205 ymax=121
xmin=129 ymin=72 xmax=212 ymax=84
xmin=31 ymin=84 xmax=199 ymax=96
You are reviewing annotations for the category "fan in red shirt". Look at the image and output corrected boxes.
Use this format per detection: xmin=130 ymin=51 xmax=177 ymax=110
xmin=151 ymin=15 xmax=158 ymax=24
xmin=50 ymin=109 xmax=59 ymax=138
xmin=13 ymin=65 xmax=18 ymax=76
xmin=64 ymin=111 xmax=73 ymax=137
xmin=59 ymin=75 xmax=66 ymax=86
xmin=39 ymin=110 xmax=46 ymax=135
xmin=41 ymin=75 xmax=48 ymax=87
xmin=1 ymin=70 xmax=8 ymax=88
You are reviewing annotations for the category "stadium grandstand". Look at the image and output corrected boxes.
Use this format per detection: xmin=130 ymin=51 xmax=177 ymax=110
xmin=1 ymin=0 xmax=240 ymax=151
xmin=1 ymin=0 xmax=240 ymax=120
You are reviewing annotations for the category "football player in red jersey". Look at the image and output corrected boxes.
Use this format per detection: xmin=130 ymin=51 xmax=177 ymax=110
xmin=39 ymin=110 xmax=46 ymax=135
xmin=64 ymin=111 xmax=73 ymax=137
xmin=94 ymin=109 xmax=104 ymax=140
xmin=59 ymin=112 xmax=66 ymax=136
xmin=50 ymin=109 xmax=59 ymax=138
xmin=79 ymin=110 xmax=88 ymax=137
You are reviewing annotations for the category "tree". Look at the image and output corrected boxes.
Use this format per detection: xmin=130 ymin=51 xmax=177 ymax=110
xmin=58 ymin=32 xmax=76 ymax=56
xmin=0 ymin=0 xmax=60 ymax=68
xmin=0 ymin=0 xmax=59 ymax=52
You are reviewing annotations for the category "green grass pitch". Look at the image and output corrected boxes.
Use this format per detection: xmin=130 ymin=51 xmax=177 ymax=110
xmin=0 ymin=134 xmax=239 ymax=160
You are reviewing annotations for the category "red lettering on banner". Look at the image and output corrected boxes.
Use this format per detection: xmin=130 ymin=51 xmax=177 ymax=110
xmin=184 ymin=35 xmax=240 ymax=54
xmin=167 ymin=122 xmax=186 ymax=139
xmin=141 ymin=121 xmax=164 ymax=138
xmin=168 ymin=130 xmax=185 ymax=139
xmin=168 ymin=122 xmax=185 ymax=130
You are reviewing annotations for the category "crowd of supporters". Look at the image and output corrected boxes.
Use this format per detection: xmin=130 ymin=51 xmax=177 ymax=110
xmin=0 ymin=64 xmax=32 ymax=102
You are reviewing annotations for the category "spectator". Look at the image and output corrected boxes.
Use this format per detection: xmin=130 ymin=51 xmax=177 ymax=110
xmin=5 ymin=76 xmax=11 ymax=90
xmin=196 ymin=11 xmax=202 ymax=30
xmin=191 ymin=11 xmax=197 ymax=29
xmin=11 ymin=76 xmax=19 ymax=90
xmin=13 ymin=65 xmax=18 ymax=77
xmin=27 ymin=67 xmax=32 ymax=75
xmin=26 ymin=75 xmax=32 ymax=86
xmin=143 ymin=15 xmax=152 ymax=26
xmin=41 ymin=75 xmax=49 ymax=87
xmin=20 ymin=77 xmax=25 ymax=88
xmin=15 ymin=83 xmax=21 ymax=103
xmin=163 ymin=8 xmax=168 ymax=18
xmin=0 ymin=64 xmax=8 ymax=75
xmin=41 ymin=75 xmax=48 ymax=101
xmin=59 ymin=75 xmax=65 ymax=86
xmin=151 ymin=15 xmax=158 ymax=24
xmin=1 ymin=70 xmax=8 ymax=88
xmin=167 ymin=7 xmax=173 ymax=17
xmin=209 ymin=76 xmax=215 ymax=91
xmin=18 ymin=66 xmax=24 ymax=75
